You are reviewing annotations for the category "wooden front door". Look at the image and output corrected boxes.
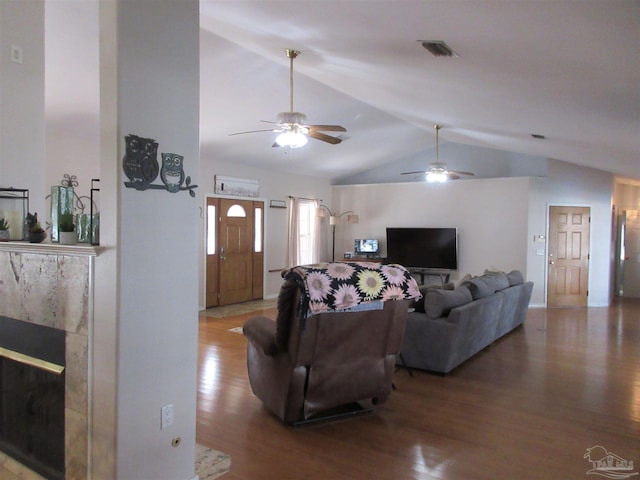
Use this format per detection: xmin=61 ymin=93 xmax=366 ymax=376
xmin=205 ymin=198 xmax=264 ymax=307
xmin=547 ymin=206 xmax=590 ymax=307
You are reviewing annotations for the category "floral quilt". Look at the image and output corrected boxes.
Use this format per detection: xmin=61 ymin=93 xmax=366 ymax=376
xmin=284 ymin=262 xmax=421 ymax=315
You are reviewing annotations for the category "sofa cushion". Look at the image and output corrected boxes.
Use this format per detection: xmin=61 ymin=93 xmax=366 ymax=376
xmin=425 ymin=286 xmax=473 ymax=319
xmin=506 ymin=270 xmax=524 ymax=286
xmin=481 ymin=271 xmax=510 ymax=291
xmin=411 ymin=283 xmax=454 ymax=313
xmin=463 ymin=277 xmax=494 ymax=299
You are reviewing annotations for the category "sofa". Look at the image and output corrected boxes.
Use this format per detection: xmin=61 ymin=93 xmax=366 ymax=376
xmin=399 ymin=270 xmax=533 ymax=374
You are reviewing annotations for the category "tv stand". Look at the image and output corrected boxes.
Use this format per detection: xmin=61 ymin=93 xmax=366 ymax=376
xmin=408 ymin=268 xmax=451 ymax=286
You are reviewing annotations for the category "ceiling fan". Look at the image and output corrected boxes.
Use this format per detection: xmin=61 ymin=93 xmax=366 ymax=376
xmin=229 ymin=49 xmax=346 ymax=148
xmin=402 ymin=124 xmax=475 ymax=182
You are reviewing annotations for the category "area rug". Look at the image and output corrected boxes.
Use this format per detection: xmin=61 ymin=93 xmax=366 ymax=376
xmin=195 ymin=444 xmax=231 ymax=480
xmin=227 ymin=326 xmax=243 ymax=334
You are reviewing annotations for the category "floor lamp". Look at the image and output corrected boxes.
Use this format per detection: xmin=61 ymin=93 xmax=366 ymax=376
xmin=318 ymin=206 xmax=359 ymax=261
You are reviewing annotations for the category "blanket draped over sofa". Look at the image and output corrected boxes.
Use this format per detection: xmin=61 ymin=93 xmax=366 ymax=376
xmin=399 ymin=270 xmax=533 ymax=374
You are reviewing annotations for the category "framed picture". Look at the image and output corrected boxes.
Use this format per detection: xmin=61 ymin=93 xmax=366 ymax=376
xmin=270 ymin=200 xmax=286 ymax=209
xmin=214 ymin=175 xmax=259 ymax=197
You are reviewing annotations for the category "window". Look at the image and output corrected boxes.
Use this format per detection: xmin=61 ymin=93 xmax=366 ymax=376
xmin=288 ymin=197 xmax=320 ymax=266
xmin=227 ymin=204 xmax=246 ymax=217
xmin=207 ymin=204 xmax=216 ymax=255
xmin=254 ymin=206 xmax=263 ymax=253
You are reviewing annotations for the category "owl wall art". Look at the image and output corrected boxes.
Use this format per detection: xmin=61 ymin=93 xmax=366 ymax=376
xmin=122 ymin=134 xmax=197 ymax=197
xmin=160 ymin=153 xmax=185 ymax=193
xmin=122 ymin=134 xmax=159 ymax=189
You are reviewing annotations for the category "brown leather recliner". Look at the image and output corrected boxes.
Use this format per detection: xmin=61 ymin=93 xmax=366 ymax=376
xmin=243 ymin=262 xmax=419 ymax=424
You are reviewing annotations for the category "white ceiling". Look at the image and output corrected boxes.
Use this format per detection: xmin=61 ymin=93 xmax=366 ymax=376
xmin=199 ymin=0 xmax=639 ymax=182
xmin=45 ymin=1 xmax=639 ymax=183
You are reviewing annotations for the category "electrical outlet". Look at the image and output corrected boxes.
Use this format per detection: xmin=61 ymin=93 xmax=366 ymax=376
xmin=161 ymin=404 xmax=174 ymax=430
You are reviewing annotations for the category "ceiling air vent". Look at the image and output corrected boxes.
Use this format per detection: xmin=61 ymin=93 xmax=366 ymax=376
xmin=419 ymin=40 xmax=458 ymax=58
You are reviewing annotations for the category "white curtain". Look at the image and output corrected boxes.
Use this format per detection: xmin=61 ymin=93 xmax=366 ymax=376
xmin=287 ymin=197 xmax=320 ymax=267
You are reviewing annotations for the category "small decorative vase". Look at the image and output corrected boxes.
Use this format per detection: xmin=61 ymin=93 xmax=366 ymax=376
xmin=59 ymin=231 xmax=76 ymax=245
xmin=0 ymin=230 xmax=9 ymax=242
xmin=29 ymin=231 xmax=46 ymax=243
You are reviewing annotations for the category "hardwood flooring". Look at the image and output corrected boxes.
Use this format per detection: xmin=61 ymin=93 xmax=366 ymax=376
xmin=196 ymin=298 xmax=640 ymax=480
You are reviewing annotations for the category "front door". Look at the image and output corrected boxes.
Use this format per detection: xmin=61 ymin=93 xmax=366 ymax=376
xmin=547 ymin=206 xmax=590 ymax=307
xmin=205 ymin=198 xmax=264 ymax=307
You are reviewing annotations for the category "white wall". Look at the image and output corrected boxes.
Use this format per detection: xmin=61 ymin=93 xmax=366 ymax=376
xmin=198 ymin=158 xmax=332 ymax=305
xmin=95 ymin=1 xmax=200 ymax=479
xmin=527 ymin=160 xmax=614 ymax=306
xmin=44 ymin=0 xmax=100 ymax=204
xmin=331 ymin=177 xmax=530 ymax=285
xmin=332 ymin=162 xmax=615 ymax=307
xmin=0 ymin=0 xmax=46 ymax=215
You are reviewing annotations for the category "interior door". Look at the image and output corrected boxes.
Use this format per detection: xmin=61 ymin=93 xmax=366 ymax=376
xmin=547 ymin=206 xmax=590 ymax=307
xmin=622 ymin=209 xmax=640 ymax=297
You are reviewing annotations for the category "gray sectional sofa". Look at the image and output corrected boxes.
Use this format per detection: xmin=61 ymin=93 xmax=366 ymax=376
xmin=399 ymin=270 xmax=533 ymax=374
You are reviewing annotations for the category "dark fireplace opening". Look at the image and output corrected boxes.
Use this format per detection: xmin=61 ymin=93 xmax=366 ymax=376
xmin=0 ymin=316 xmax=65 ymax=480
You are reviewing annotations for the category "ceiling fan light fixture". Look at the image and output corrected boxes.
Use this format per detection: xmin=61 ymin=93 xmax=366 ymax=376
xmin=275 ymin=130 xmax=308 ymax=148
xmin=426 ymin=171 xmax=448 ymax=183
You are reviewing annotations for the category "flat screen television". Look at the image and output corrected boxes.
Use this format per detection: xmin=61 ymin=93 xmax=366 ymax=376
xmin=354 ymin=239 xmax=379 ymax=255
xmin=386 ymin=227 xmax=458 ymax=270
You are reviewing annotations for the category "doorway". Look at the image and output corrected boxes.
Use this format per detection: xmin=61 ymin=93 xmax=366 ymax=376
xmin=619 ymin=209 xmax=640 ymax=297
xmin=206 ymin=197 xmax=264 ymax=307
xmin=547 ymin=205 xmax=590 ymax=307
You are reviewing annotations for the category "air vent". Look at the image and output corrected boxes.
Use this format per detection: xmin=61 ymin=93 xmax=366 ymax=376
xmin=419 ymin=40 xmax=458 ymax=57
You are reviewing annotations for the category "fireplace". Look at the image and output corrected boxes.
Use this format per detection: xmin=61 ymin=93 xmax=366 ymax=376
xmin=0 ymin=245 xmax=93 ymax=479
xmin=0 ymin=316 xmax=66 ymax=480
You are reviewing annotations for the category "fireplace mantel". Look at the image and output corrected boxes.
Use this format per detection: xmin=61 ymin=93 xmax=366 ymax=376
xmin=0 ymin=241 xmax=100 ymax=257
xmin=0 ymin=243 xmax=97 ymax=479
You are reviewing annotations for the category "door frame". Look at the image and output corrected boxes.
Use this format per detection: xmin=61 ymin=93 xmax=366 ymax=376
xmin=545 ymin=202 xmax=592 ymax=307
xmin=203 ymin=194 xmax=267 ymax=308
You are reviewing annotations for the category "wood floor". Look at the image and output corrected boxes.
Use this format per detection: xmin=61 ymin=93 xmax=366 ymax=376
xmin=196 ymin=298 xmax=640 ymax=480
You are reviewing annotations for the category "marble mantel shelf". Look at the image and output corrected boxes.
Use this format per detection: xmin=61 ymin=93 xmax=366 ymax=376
xmin=0 ymin=241 xmax=100 ymax=257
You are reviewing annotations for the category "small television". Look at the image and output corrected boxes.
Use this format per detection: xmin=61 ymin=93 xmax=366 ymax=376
xmin=386 ymin=228 xmax=458 ymax=270
xmin=354 ymin=239 xmax=379 ymax=255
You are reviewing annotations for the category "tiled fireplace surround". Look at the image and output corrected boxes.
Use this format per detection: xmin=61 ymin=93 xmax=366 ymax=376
xmin=0 ymin=243 xmax=96 ymax=479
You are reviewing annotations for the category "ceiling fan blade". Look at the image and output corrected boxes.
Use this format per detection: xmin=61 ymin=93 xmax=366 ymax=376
xmin=447 ymin=173 xmax=461 ymax=180
xmin=401 ymin=170 xmax=428 ymax=175
xmin=308 ymin=125 xmax=347 ymax=132
xmin=308 ymin=130 xmax=342 ymax=145
xmin=229 ymin=128 xmax=279 ymax=136
xmin=260 ymin=120 xmax=281 ymax=125
xmin=448 ymin=170 xmax=475 ymax=176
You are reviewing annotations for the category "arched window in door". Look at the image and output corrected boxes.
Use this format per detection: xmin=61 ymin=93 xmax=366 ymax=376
xmin=227 ymin=204 xmax=246 ymax=217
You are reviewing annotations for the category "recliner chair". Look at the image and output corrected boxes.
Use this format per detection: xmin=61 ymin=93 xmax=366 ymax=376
xmin=243 ymin=262 xmax=420 ymax=424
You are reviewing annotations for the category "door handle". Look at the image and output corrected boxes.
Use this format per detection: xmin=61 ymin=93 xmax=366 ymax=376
xmin=549 ymin=261 xmax=555 ymax=265
xmin=220 ymin=246 xmax=226 ymax=260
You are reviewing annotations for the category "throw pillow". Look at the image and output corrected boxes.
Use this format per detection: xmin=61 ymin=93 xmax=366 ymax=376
xmin=425 ymin=286 xmax=473 ymax=319
xmin=457 ymin=273 xmax=473 ymax=288
xmin=463 ymin=277 xmax=494 ymax=300
xmin=481 ymin=271 xmax=510 ymax=291
xmin=506 ymin=270 xmax=524 ymax=286
xmin=412 ymin=283 xmax=455 ymax=312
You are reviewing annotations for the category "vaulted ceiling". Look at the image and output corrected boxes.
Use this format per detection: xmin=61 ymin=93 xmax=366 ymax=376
xmin=199 ymin=0 xmax=639 ymax=183
xmin=44 ymin=1 xmax=639 ymax=184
